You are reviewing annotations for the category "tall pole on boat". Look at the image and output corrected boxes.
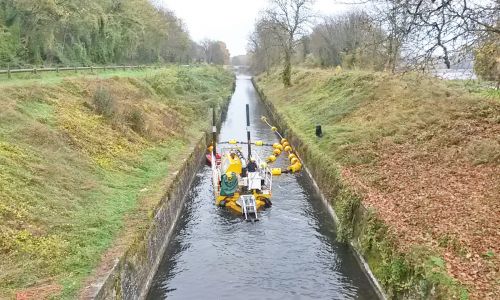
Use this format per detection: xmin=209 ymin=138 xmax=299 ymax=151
xmin=246 ymin=104 xmax=252 ymax=159
xmin=212 ymin=107 xmax=217 ymax=156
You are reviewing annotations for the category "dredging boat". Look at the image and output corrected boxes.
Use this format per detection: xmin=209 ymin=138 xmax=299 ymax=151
xmin=208 ymin=104 xmax=303 ymax=221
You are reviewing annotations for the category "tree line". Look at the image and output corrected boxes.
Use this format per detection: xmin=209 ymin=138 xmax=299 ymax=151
xmin=248 ymin=0 xmax=499 ymax=86
xmin=0 ymin=0 xmax=230 ymax=67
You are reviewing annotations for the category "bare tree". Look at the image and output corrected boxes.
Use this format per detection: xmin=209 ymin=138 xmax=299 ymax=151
xmin=406 ymin=0 xmax=498 ymax=69
xmin=200 ymin=39 xmax=230 ymax=65
xmin=310 ymin=12 xmax=388 ymax=69
xmin=367 ymin=0 xmax=419 ymax=72
xmin=247 ymin=18 xmax=282 ymax=74
xmin=263 ymin=0 xmax=314 ymax=86
xmin=200 ymin=39 xmax=214 ymax=63
xmin=368 ymin=0 xmax=499 ymax=71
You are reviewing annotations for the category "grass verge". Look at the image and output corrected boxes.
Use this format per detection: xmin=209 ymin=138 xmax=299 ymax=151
xmin=0 ymin=65 xmax=234 ymax=299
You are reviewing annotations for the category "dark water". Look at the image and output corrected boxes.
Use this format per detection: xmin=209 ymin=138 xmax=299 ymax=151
xmin=146 ymin=74 xmax=379 ymax=300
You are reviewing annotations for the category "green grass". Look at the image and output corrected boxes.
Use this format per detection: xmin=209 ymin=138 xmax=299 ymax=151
xmin=260 ymin=69 xmax=500 ymax=167
xmin=447 ymin=79 xmax=500 ymax=100
xmin=0 ymin=66 xmax=182 ymax=87
xmin=56 ymin=139 xmax=188 ymax=297
xmin=0 ymin=65 xmax=234 ymax=299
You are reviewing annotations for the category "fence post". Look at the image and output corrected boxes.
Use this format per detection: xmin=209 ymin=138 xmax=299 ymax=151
xmin=33 ymin=68 xmax=37 ymax=75
xmin=123 ymin=65 xmax=126 ymax=71
xmin=7 ymin=64 xmax=11 ymax=79
xmin=74 ymin=66 xmax=77 ymax=73
xmin=90 ymin=66 xmax=93 ymax=73
xmin=56 ymin=66 xmax=59 ymax=73
xmin=103 ymin=65 xmax=106 ymax=72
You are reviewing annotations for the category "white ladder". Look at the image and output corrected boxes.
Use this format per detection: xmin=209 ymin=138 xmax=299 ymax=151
xmin=241 ymin=195 xmax=258 ymax=221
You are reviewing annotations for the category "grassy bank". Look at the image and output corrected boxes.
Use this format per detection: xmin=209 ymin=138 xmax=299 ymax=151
xmin=0 ymin=66 xmax=178 ymax=88
xmin=0 ymin=66 xmax=234 ymax=299
xmin=256 ymin=69 xmax=499 ymax=299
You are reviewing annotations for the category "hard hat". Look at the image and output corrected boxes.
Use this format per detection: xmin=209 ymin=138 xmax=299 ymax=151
xmin=250 ymin=156 xmax=256 ymax=162
xmin=226 ymin=172 xmax=233 ymax=179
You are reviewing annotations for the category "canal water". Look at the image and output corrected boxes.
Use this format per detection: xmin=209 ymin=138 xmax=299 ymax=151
xmin=146 ymin=74 xmax=379 ymax=299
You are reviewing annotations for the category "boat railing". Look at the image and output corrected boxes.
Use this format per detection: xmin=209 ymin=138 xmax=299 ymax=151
xmin=211 ymin=152 xmax=220 ymax=194
xmin=253 ymin=151 xmax=272 ymax=194
xmin=213 ymin=145 xmax=272 ymax=194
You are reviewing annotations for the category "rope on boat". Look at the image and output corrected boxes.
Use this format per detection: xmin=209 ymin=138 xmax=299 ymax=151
xmin=206 ymin=116 xmax=303 ymax=175
xmin=260 ymin=116 xmax=302 ymax=174
xmin=218 ymin=140 xmax=274 ymax=146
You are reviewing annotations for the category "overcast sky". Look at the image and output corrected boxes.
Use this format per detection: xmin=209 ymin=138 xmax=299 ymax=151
xmin=159 ymin=0 xmax=352 ymax=56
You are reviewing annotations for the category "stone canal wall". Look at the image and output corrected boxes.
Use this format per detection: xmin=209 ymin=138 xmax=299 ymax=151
xmin=94 ymin=134 xmax=207 ymax=300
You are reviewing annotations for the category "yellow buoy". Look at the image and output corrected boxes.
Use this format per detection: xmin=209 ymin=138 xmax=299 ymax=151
xmin=267 ymin=155 xmax=277 ymax=163
xmin=271 ymin=126 xmax=277 ymax=131
xmin=281 ymin=138 xmax=287 ymax=144
xmin=288 ymin=153 xmax=297 ymax=160
xmin=290 ymin=157 xmax=298 ymax=164
xmin=208 ymin=145 xmax=213 ymax=153
xmin=271 ymin=168 xmax=282 ymax=176
xmin=260 ymin=162 xmax=268 ymax=169
xmin=282 ymin=141 xmax=290 ymax=148
xmin=272 ymin=143 xmax=280 ymax=149
xmin=284 ymin=145 xmax=292 ymax=152
xmin=273 ymin=148 xmax=281 ymax=156
xmin=229 ymin=139 xmax=237 ymax=144
xmin=255 ymin=141 xmax=263 ymax=146
xmin=288 ymin=162 xmax=302 ymax=173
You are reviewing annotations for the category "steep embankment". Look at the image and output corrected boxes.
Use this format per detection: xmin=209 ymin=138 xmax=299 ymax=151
xmin=0 ymin=66 xmax=234 ymax=299
xmin=256 ymin=69 xmax=499 ymax=299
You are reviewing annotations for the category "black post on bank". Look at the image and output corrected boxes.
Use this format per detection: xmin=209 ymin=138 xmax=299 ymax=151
xmin=316 ymin=124 xmax=323 ymax=137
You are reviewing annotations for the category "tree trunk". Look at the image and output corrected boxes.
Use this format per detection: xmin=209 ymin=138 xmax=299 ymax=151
xmin=282 ymin=50 xmax=292 ymax=87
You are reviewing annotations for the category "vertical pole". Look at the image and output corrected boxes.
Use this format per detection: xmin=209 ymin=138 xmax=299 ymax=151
xmin=56 ymin=66 xmax=59 ymax=73
xmin=7 ymin=64 xmax=11 ymax=79
xmin=74 ymin=66 xmax=77 ymax=73
xmin=212 ymin=107 xmax=217 ymax=156
xmin=316 ymin=125 xmax=323 ymax=137
xmin=90 ymin=66 xmax=93 ymax=73
xmin=246 ymin=104 xmax=251 ymax=159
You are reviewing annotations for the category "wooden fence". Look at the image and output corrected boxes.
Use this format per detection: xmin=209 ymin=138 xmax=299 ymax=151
xmin=0 ymin=65 xmax=160 ymax=79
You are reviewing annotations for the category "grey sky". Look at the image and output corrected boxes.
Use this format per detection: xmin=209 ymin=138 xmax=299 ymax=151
xmin=159 ymin=0 xmax=351 ymax=56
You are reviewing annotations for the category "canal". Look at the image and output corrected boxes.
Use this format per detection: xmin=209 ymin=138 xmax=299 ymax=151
xmin=146 ymin=73 xmax=380 ymax=299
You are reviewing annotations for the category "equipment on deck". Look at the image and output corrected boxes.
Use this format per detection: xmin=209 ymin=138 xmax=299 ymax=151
xmin=208 ymin=105 xmax=303 ymax=221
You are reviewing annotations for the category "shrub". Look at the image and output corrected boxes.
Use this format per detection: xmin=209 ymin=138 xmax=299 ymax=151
xmin=92 ymin=87 xmax=116 ymax=118
xmin=334 ymin=188 xmax=361 ymax=242
xmin=473 ymin=38 xmax=500 ymax=87
xmin=127 ymin=108 xmax=146 ymax=134
xmin=466 ymin=138 xmax=500 ymax=165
